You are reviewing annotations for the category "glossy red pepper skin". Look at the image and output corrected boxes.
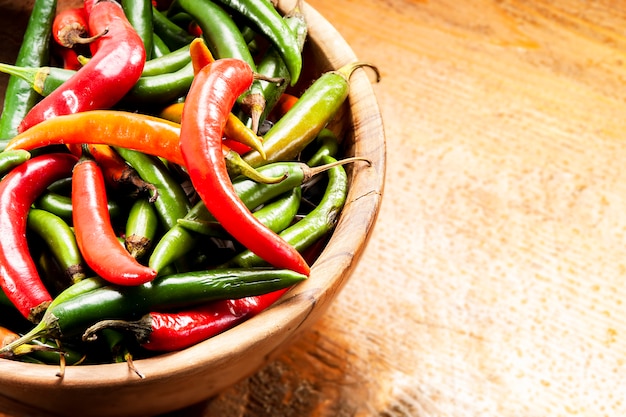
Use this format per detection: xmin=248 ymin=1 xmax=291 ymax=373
xmin=18 ymin=0 xmax=145 ymax=132
xmin=0 ymin=153 xmax=78 ymax=322
xmin=72 ymin=157 xmax=158 ymax=286
xmin=180 ymin=58 xmax=310 ymax=276
xmin=83 ymin=0 xmax=95 ymax=15
xmin=143 ymin=289 xmax=288 ymax=351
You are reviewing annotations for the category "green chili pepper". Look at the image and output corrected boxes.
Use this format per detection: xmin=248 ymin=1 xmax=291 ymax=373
xmin=123 ymin=61 xmax=194 ymax=105
xmin=166 ymin=11 xmax=194 ymax=28
xmin=0 ymin=268 xmax=307 ymax=352
xmin=212 ymin=0 xmax=303 ymax=85
xmin=174 ymin=0 xmax=255 ymax=67
xmin=122 ymin=0 xmax=155 ymax=60
xmin=1 ymin=276 xmax=107 ymax=355
xmin=52 ymin=277 xmax=109 ymax=308
xmin=178 ymin=186 xmax=301 ymax=238
xmin=244 ymin=62 xmax=380 ymax=167
xmin=35 ymin=191 xmax=124 ymax=223
xmin=113 ymin=147 xmax=191 ymax=230
xmin=141 ymin=42 xmax=191 ymax=76
xmin=145 ymin=42 xmax=191 ymax=75
xmin=151 ymin=33 xmax=170 ymax=58
xmin=151 ymin=6 xmax=194 ymax=50
xmin=253 ymin=3 xmax=308 ymax=125
xmin=27 ymin=208 xmax=86 ymax=284
xmin=305 ymin=128 xmax=340 ymax=167
xmin=0 ymin=0 xmax=57 ymax=144
xmin=0 ymin=61 xmax=195 ymax=106
xmin=0 ymin=149 xmax=31 ymax=176
xmin=226 ymin=155 xmax=349 ymax=268
xmin=125 ymin=197 xmax=159 ymax=259
xmin=46 ymin=176 xmax=72 ymax=194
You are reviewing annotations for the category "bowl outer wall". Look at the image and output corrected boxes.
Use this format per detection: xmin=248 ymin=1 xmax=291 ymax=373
xmin=0 ymin=1 xmax=386 ymax=416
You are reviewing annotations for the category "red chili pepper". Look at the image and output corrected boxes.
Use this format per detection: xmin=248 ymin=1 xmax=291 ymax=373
xmin=144 ymin=288 xmax=288 ymax=351
xmin=52 ymin=7 xmax=89 ymax=49
xmin=0 ymin=153 xmax=78 ymax=322
xmin=72 ymin=157 xmax=158 ymax=286
xmin=188 ymin=21 xmax=203 ymax=38
xmin=84 ymin=288 xmax=288 ymax=352
xmin=180 ymin=58 xmax=309 ymax=276
xmin=18 ymin=0 xmax=146 ymax=132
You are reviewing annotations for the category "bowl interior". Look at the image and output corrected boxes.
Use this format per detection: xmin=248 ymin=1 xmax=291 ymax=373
xmin=0 ymin=1 xmax=386 ymax=416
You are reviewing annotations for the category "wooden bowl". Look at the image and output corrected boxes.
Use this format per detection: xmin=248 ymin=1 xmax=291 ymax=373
xmin=0 ymin=1 xmax=385 ymax=416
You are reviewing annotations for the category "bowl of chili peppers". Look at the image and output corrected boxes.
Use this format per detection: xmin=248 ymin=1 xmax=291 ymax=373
xmin=0 ymin=0 xmax=384 ymax=416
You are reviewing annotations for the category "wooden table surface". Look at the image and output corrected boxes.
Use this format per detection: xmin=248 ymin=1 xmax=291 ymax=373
xmin=4 ymin=0 xmax=626 ymax=416
xmin=170 ymin=0 xmax=626 ymax=415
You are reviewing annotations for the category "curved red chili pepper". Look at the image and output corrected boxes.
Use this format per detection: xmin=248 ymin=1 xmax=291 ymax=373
xmin=180 ymin=58 xmax=310 ymax=276
xmin=143 ymin=289 xmax=288 ymax=351
xmin=72 ymin=157 xmax=158 ymax=286
xmin=18 ymin=0 xmax=146 ymax=132
xmin=0 ymin=153 xmax=78 ymax=322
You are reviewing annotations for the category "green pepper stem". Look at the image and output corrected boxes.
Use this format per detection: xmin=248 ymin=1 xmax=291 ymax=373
xmin=226 ymin=150 xmax=288 ymax=184
xmin=302 ymin=156 xmax=371 ymax=182
xmin=336 ymin=61 xmax=381 ymax=83
xmin=0 ymin=63 xmax=40 ymax=90
xmin=0 ymin=319 xmax=48 ymax=358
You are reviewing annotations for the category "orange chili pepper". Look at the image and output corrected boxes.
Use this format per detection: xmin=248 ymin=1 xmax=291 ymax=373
xmin=0 ymin=326 xmax=19 ymax=348
xmin=5 ymin=110 xmax=275 ymax=183
xmin=6 ymin=110 xmax=185 ymax=165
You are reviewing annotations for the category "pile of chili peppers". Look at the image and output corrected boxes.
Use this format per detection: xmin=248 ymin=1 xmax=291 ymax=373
xmin=0 ymin=0 xmax=379 ymax=376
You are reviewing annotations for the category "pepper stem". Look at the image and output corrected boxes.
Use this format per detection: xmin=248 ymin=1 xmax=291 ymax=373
xmin=253 ymin=73 xmax=285 ymax=85
xmin=336 ymin=61 xmax=381 ymax=83
xmin=240 ymin=92 xmax=266 ymax=135
xmin=0 ymin=320 xmax=48 ymax=358
xmin=0 ymin=63 xmax=39 ymax=91
xmin=82 ymin=318 xmax=151 ymax=343
xmin=302 ymin=156 xmax=372 ymax=182
xmin=68 ymin=27 xmax=110 ymax=46
xmin=225 ymin=149 xmax=288 ymax=184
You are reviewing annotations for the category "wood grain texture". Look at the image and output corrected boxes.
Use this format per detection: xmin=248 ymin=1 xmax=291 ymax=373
xmin=3 ymin=0 xmax=626 ymax=416
xmin=187 ymin=0 xmax=626 ymax=416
